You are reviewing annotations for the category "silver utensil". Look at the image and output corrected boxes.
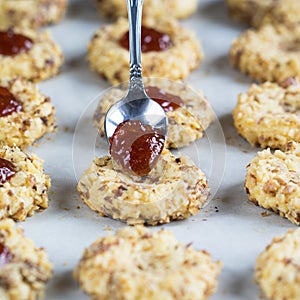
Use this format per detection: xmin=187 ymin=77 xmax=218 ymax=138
xmin=104 ymin=0 xmax=168 ymax=143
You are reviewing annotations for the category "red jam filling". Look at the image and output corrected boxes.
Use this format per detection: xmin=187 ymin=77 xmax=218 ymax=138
xmin=0 ymin=243 xmax=13 ymax=267
xmin=119 ymin=26 xmax=172 ymax=53
xmin=145 ymin=86 xmax=184 ymax=112
xmin=0 ymin=30 xmax=33 ymax=56
xmin=0 ymin=158 xmax=16 ymax=184
xmin=110 ymin=120 xmax=165 ymax=176
xmin=0 ymin=87 xmax=22 ymax=117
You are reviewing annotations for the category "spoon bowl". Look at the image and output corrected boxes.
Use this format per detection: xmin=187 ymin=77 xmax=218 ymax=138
xmin=105 ymin=95 xmax=168 ymax=142
xmin=104 ymin=0 xmax=168 ymax=144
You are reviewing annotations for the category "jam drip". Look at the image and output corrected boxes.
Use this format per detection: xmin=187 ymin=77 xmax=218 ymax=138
xmin=0 ymin=243 xmax=13 ymax=267
xmin=145 ymin=86 xmax=184 ymax=112
xmin=0 ymin=158 xmax=16 ymax=184
xmin=0 ymin=30 xmax=33 ymax=56
xmin=0 ymin=87 xmax=22 ymax=117
xmin=110 ymin=120 xmax=165 ymax=176
xmin=119 ymin=26 xmax=172 ymax=53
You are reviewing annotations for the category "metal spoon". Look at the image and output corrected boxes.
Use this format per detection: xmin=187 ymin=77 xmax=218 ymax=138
xmin=104 ymin=0 xmax=168 ymax=143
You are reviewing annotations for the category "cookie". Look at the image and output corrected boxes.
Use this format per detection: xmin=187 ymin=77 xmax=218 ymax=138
xmin=77 ymin=149 xmax=210 ymax=225
xmin=226 ymin=0 xmax=275 ymax=27
xmin=74 ymin=226 xmax=222 ymax=300
xmin=0 ymin=78 xmax=55 ymax=148
xmin=255 ymin=228 xmax=300 ymax=300
xmin=0 ymin=0 xmax=67 ymax=29
xmin=233 ymin=81 xmax=300 ymax=149
xmin=95 ymin=0 xmax=198 ymax=20
xmin=0 ymin=146 xmax=50 ymax=221
xmin=94 ymin=78 xmax=214 ymax=148
xmin=229 ymin=25 xmax=300 ymax=83
xmin=227 ymin=0 xmax=300 ymax=29
xmin=0 ymin=219 xmax=53 ymax=300
xmin=87 ymin=17 xmax=203 ymax=85
xmin=0 ymin=28 xmax=63 ymax=82
xmin=260 ymin=0 xmax=300 ymax=29
xmin=245 ymin=141 xmax=300 ymax=225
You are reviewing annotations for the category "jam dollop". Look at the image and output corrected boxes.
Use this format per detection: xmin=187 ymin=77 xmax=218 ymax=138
xmin=145 ymin=86 xmax=184 ymax=112
xmin=0 ymin=87 xmax=22 ymax=117
xmin=0 ymin=243 xmax=13 ymax=267
xmin=110 ymin=120 xmax=165 ymax=176
xmin=0 ymin=158 xmax=16 ymax=184
xmin=119 ymin=26 xmax=172 ymax=53
xmin=0 ymin=30 xmax=33 ymax=56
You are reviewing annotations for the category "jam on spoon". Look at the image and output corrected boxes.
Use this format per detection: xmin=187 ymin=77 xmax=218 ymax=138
xmin=119 ymin=26 xmax=172 ymax=53
xmin=0 ymin=30 xmax=33 ymax=56
xmin=0 ymin=87 xmax=22 ymax=117
xmin=110 ymin=119 xmax=165 ymax=176
xmin=0 ymin=158 xmax=16 ymax=184
xmin=145 ymin=86 xmax=184 ymax=112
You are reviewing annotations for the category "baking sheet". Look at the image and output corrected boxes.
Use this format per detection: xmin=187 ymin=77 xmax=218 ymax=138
xmin=21 ymin=0 xmax=294 ymax=299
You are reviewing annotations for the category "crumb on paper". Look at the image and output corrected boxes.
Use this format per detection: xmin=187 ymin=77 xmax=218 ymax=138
xmin=63 ymin=127 xmax=69 ymax=132
xmin=261 ymin=211 xmax=272 ymax=217
xmin=204 ymin=69 xmax=211 ymax=76
xmin=63 ymin=262 xmax=68 ymax=266
xmin=77 ymin=206 xmax=81 ymax=209
xmin=104 ymin=226 xmax=112 ymax=231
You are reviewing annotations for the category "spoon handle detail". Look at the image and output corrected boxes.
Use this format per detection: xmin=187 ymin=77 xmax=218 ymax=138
xmin=127 ymin=0 xmax=144 ymax=92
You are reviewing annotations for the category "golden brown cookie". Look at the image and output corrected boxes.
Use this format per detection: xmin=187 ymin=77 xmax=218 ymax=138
xmin=0 ymin=0 xmax=67 ymax=29
xmin=95 ymin=0 xmax=198 ymax=20
xmin=0 ymin=219 xmax=53 ymax=300
xmin=0 ymin=146 xmax=50 ymax=221
xmin=74 ymin=226 xmax=222 ymax=300
xmin=0 ymin=78 xmax=55 ymax=148
xmin=226 ymin=0 xmax=276 ymax=27
xmin=229 ymin=25 xmax=300 ymax=83
xmin=87 ymin=17 xmax=203 ymax=85
xmin=0 ymin=28 xmax=63 ymax=82
xmin=94 ymin=78 xmax=214 ymax=148
xmin=233 ymin=81 xmax=300 ymax=149
xmin=245 ymin=141 xmax=300 ymax=225
xmin=77 ymin=149 xmax=210 ymax=225
xmin=255 ymin=228 xmax=300 ymax=300
xmin=260 ymin=0 xmax=300 ymax=29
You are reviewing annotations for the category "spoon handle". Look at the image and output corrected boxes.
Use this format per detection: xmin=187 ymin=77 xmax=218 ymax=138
xmin=127 ymin=0 xmax=144 ymax=92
